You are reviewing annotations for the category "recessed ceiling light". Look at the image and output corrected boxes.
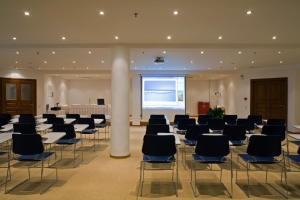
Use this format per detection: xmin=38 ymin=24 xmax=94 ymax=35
xmin=166 ymin=35 xmax=172 ymax=40
xmin=246 ymin=10 xmax=252 ymax=15
xmin=173 ymin=10 xmax=179 ymax=15
xmin=88 ymin=51 xmax=92 ymax=54
xmin=24 ymin=11 xmax=30 ymax=16
xmin=72 ymin=60 xmax=76 ymax=64
xmin=114 ymin=35 xmax=119 ymax=40
xmin=12 ymin=36 xmax=17 ymax=40
xmin=219 ymin=60 xmax=223 ymax=64
xmin=218 ymin=35 xmax=223 ymax=40
xmin=238 ymin=51 xmax=242 ymax=54
xmin=99 ymin=10 xmax=105 ymax=15
xmin=272 ymin=35 xmax=277 ymax=40
xmin=16 ymin=51 xmax=20 ymax=55
xmin=251 ymin=60 xmax=255 ymax=64
xmin=43 ymin=61 xmax=47 ymax=64
xmin=101 ymin=60 xmax=105 ymax=64
xmin=162 ymin=50 xmax=167 ymax=54
xmin=15 ymin=61 xmax=18 ymax=64
xmin=200 ymin=51 xmax=204 ymax=55
xmin=280 ymin=60 xmax=283 ymax=64
xmin=61 ymin=36 xmax=66 ymax=40
xmin=52 ymin=51 xmax=56 ymax=55
xmin=278 ymin=51 xmax=281 ymax=54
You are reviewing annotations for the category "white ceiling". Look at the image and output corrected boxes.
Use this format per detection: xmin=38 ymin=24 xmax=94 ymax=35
xmin=0 ymin=0 xmax=300 ymax=72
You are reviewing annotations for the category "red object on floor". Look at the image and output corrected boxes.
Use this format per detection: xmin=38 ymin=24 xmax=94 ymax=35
xmin=198 ymin=102 xmax=210 ymax=114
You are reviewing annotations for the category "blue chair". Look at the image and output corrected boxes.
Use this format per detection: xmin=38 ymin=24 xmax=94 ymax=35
xmin=224 ymin=115 xmax=237 ymax=125
xmin=248 ymin=115 xmax=263 ymax=126
xmin=91 ymin=114 xmax=108 ymax=140
xmin=190 ymin=135 xmax=232 ymax=197
xmin=237 ymin=135 xmax=285 ymax=197
xmin=208 ymin=118 xmax=225 ymax=132
xmin=148 ymin=118 xmax=167 ymax=125
xmin=46 ymin=117 xmax=64 ymax=125
xmin=177 ymin=118 xmax=196 ymax=132
xmin=13 ymin=123 xmax=37 ymax=134
xmin=19 ymin=115 xmax=36 ymax=125
xmin=197 ymin=114 xmax=210 ymax=125
xmin=145 ymin=124 xmax=169 ymax=135
xmin=66 ymin=114 xmax=80 ymax=124
xmin=138 ymin=134 xmax=178 ymax=196
xmin=76 ymin=118 xmax=97 ymax=151
xmin=42 ymin=113 xmax=56 ymax=119
xmin=223 ymin=125 xmax=246 ymax=146
xmin=174 ymin=114 xmax=189 ymax=126
xmin=237 ymin=118 xmax=254 ymax=132
xmin=5 ymin=134 xmax=57 ymax=193
xmin=149 ymin=114 xmax=165 ymax=119
xmin=261 ymin=125 xmax=286 ymax=142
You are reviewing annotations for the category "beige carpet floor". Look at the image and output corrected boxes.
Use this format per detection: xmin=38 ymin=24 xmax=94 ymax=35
xmin=1 ymin=126 xmax=300 ymax=200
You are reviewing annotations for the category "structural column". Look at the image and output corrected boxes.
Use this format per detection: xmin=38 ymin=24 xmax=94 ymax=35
xmin=110 ymin=46 xmax=130 ymax=157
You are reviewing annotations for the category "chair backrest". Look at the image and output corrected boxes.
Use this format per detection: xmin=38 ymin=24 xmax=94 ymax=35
xmin=19 ymin=114 xmax=34 ymax=118
xmin=247 ymin=135 xmax=282 ymax=157
xmin=185 ymin=124 xmax=209 ymax=141
xmin=76 ymin=117 xmax=95 ymax=129
xmin=66 ymin=114 xmax=80 ymax=119
xmin=208 ymin=118 xmax=225 ymax=130
xmin=13 ymin=123 xmax=37 ymax=134
xmin=146 ymin=124 xmax=169 ymax=135
xmin=0 ymin=113 xmax=12 ymax=121
xmin=237 ymin=118 xmax=254 ymax=131
xmin=223 ymin=115 xmax=237 ymax=125
xmin=195 ymin=135 xmax=230 ymax=157
xmin=197 ymin=114 xmax=210 ymax=125
xmin=18 ymin=116 xmax=36 ymax=125
xmin=248 ymin=115 xmax=263 ymax=125
xmin=267 ymin=119 xmax=285 ymax=126
xmin=262 ymin=125 xmax=286 ymax=141
xmin=43 ymin=113 xmax=56 ymax=119
xmin=46 ymin=117 xmax=64 ymax=125
xmin=149 ymin=114 xmax=165 ymax=119
xmin=53 ymin=124 xmax=76 ymax=139
xmin=91 ymin=114 xmax=106 ymax=123
xmin=223 ymin=125 xmax=246 ymax=141
xmin=12 ymin=134 xmax=44 ymax=155
xmin=174 ymin=114 xmax=189 ymax=124
xmin=142 ymin=135 xmax=176 ymax=156
xmin=148 ymin=118 xmax=167 ymax=125
xmin=177 ymin=118 xmax=196 ymax=130
xmin=0 ymin=116 xmax=9 ymax=126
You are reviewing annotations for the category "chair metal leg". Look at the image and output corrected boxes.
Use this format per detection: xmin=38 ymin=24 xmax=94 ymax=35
xmin=28 ymin=167 xmax=31 ymax=180
xmin=265 ymin=167 xmax=268 ymax=183
xmin=41 ymin=160 xmax=44 ymax=182
xmin=140 ymin=162 xmax=145 ymax=196
xmin=246 ymin=162 xmax=250 ymax=197
xmin=4 ymin=161 xmax=11 ymax=193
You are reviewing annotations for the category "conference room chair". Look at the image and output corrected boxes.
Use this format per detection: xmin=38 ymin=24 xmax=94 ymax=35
xmin=261 ymin=125 xmax=286 ymax=142
xmin=190 ymin=134 xmax=232 ymax=197
xmin=197 ymin=114 xmax=210 ymax=125
xmin=42 ymin=113 xmax=56 ymax=119
xmin=91 ymin=114 xmax=108 ymax=140
xmin=236 ymin=135 xmax=285 ymax=197
xmin=0 ymin=116 xmax=9 ymax=127
xmin=223 ymin=125 xmax=247 ymax=146
xmin=177 ymin=118 xmax=196 ymax=134
xmin=208 ymin=118 xmax=225 ymax=132
xmin=237 ymin=118 xmax=254 ymax=132
xmin=145 ymin=124 xmax=169 ymax=135
xmin=223 ymin=115 xmax=237 ymax=125
xmin=267 ymin=118 xmax=286 ymax=126
xmin=52 ymin=124 xmax=81 ymax=165
xmin=5 ymin=134 xmax=57 ymax=193
xmin=18 ymin=115 xmax=36 ymax=125
xmin=46 ymin=117 xmax=64 ymax=125
xmin=19 ymin=114 xmax=34 ymax=118
xmin=182 ymin=124 xmax=209 ymax=168
xmin=66 ymin=114 xmax=80 ymax=124
xmin=13 ymin=123 xmax=37 ymax=134
xmin=149 ymin=114 xmax=165 ymax=119
xmin=173 ymin=114 xmax=189 ymax=126
xmin=76 ymin=118 xmax=97 ymax=151
xmin=248 ymin=115 xmax=263 ymax=126
xmin=148 ymin=118 xmax=167 ymax=125
xmin=0 ymin=113 xmax=11 ymax=122
xmin=138 ymin=134 xmax=178 ymax=197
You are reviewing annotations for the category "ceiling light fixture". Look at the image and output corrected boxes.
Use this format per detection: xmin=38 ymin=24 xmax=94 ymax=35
xmin=162 ymin=50 xmax=167 ymax=54
xmin=52 ymin=51 xmax=56 ymax=55
xmin=12 ymin=36 xmax=17 ymax=40
xmin=280 ymin=60 xmax=283 ymax=64
xmin=24 ymin=11 xmax=30 ymax=16
xmin=251 ymin=60 xmax=255 ymax=64
xmin=218 ymin=35 xmax=223 ymax=40
xmin=238 ymin=51 xmax=242 ymax=54
xmin=114 ymin=35 xmax=119 ymax=40
xmin=72 ymin=60 xmax=76 ymax=64
xmin=166 ymin=35 xmax=172 ymax=40
xmin=16 ymin=51 xmax=20 ymax=55
xmin=43 ymin=61 xmax=47 ymax=64
xmin=200 ymin=51 xmax=204 ymax=55
xmin=173 ymin=10 xmax=179 ymax=15
xmin=101 ymin=60 xmax=105 ymax=64
xmin=88 ymin=51 xmax=92 ymax=54
xmin=99 ymin=10 xmax=105 ymax=15
xmin=219 ymin=60 xmax=223 ymax=64
xmin=272 ymin=35 xmax=277 ymax=40
xmin=246 ymin=10 xmax=252 ymax=15
xmin=15 ymin=61 xmax=18 ymax=64
xmin=61 ymin=36 xmax=66 ymax=40
xmin=278 ymin=51 xmax=281 ymax=54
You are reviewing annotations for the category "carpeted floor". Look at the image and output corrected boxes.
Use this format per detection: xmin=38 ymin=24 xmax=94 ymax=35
xmin=1 ymin=126 xmax=300 ymax=200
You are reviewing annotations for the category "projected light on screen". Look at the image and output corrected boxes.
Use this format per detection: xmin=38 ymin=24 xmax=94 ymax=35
xmin=142 ymin=76 xmax=185 ymax=109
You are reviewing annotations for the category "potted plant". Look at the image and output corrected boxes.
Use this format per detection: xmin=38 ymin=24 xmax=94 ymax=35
xmin=208 ymin=107 xmax=225 ymax=119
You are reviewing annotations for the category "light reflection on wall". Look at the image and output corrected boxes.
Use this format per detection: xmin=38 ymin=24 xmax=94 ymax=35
xmin=7 ymin=71 xmax=24 ymax=79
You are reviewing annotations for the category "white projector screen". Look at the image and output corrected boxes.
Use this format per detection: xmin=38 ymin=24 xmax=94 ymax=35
xmin=141 ymin=76 xmax=186 ymax=120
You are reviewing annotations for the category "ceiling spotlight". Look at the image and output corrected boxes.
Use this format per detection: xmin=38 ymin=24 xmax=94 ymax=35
xmin=16 ymin=51 xmax=20 ymax=55
xmin=173 ymin=10 xmax=179 ymax=15
xmin=88 ymin=51 xmax=92 ymax=54
xmin=200 ymin=51 xmax=204 ymax=55
xmin=251 ymin=60 xmax=255 ymax=64
xmin=101 ymin=60 xmax=105 ymax=64
xmin=52 ymin=51 xmax=56 ymax=55
xmin=114 ymin=35 xmax=119 ymax=40
xmin=218 ymin=35 xmax=223 ymax=40
xmin=166 ymin=35 xmax=172 ymax=40
xmin=12 ymin=36 xmax=17 ymax=40
xmin=219 ymin=60 xmax=223 ymax=64
xmin=162 ymin=50 xmax=167 ymax=54
xmin=238 ymin=51 xmax=242 ymax=54
xmin=15 ymin=61 xmax=18 ymax=64
xmin=72 ymin=60 xmax=76 ymax=64
xmin=272 ymin=35 xmax=277 ymax=40
xmin=61 ymin=36 xmax=66 ymax=40
xmin=280 ymin=60 xmax=283 ymax=64
xmin=24 ymin=11 xmax=30 ymax=16
xmin=246 ymin=10 xmax=252 ymax=15
xmin=43 ymin=61 xmax=47 ymax=64
xmin=99 ymin=10 xmax=105 ymax=15
xmin=278 ymin=51 xmax=281 ymax=54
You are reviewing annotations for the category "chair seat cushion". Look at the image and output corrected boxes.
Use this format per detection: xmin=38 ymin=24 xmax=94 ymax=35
xmin=57 ymin=138 xmax=80 ymax=145
xmin=16 ymin=152 xmax=54 ymax=161
xmin=192 ymin=154 xmax=226 ymax=163
xmin=230 ymin=140 xmax=245 ymax=146
xmin=287 ymin=155 xmax=300 ymax=163
xmin=184 ymin=139 xmax=197 ymax=146
xmin=143 ymin=154 xmax=175 ymax=162
xmin=81 ymin=129 xmax=97 ymax=134
xmin=239 ymin=154 xmax=278 ymax=164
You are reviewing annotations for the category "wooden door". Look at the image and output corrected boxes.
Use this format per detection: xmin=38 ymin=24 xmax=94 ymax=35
xmin=0 ymin=78 xmax=36 ymax=115
xmin=250 ymin=78 xmax=287 ymax=121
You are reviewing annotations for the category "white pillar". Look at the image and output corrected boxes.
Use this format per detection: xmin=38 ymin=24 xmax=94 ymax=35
xmin=110 ymin=46 xmax=130 ymax=157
